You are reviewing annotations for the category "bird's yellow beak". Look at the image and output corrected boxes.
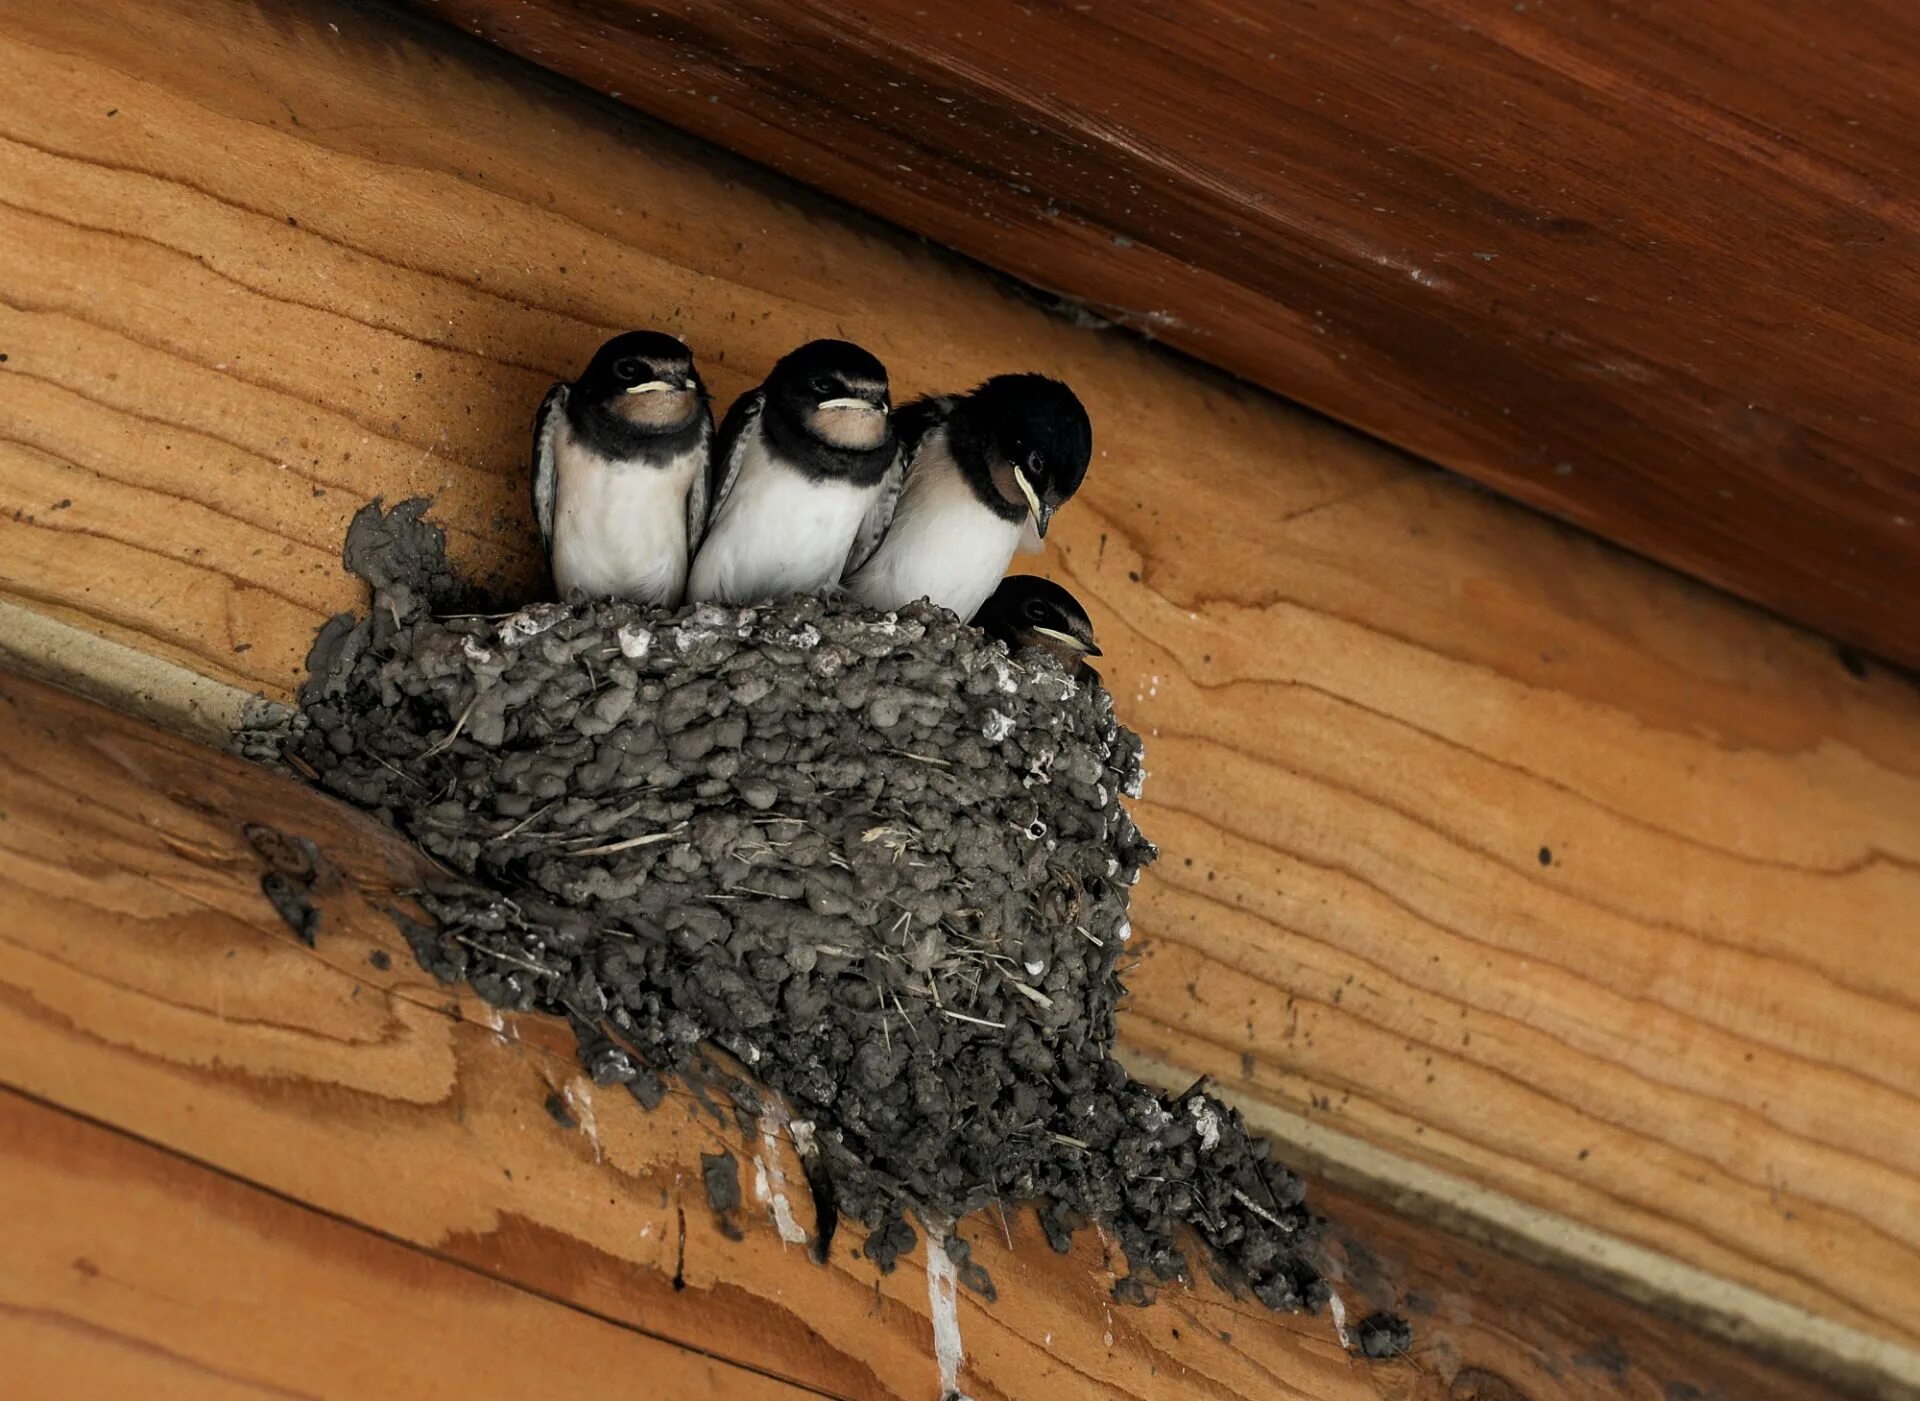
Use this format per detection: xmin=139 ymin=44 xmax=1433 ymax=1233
xmin=625 ymin=380 xmax=678 ymax=395
xmin=1014 ymin=468 xmax=1047 ymax=533
xmin=1033 ymin=625 xmax=1099 ymax=656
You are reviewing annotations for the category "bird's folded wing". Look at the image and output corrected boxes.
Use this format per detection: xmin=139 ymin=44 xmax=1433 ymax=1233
xmin=693 ymin=390 xmax=763 ymax=556
xmin=892 ymin=393 xmax=956 ymax=450
xmin=844 ymin=447 xmax=906 ymax=577
xmin=530 ymin=382 xmax=567 ymax=552
xmin=841 ymin=390 xmax=955 ymax=577
xmin=681 ymin=417 xmax=716 ymax=557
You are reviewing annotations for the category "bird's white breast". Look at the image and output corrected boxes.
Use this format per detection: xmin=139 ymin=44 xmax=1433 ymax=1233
xmin=550 ymin=421 xmax=702 ymax=604
xmin=846 ymin=428 xmax=1022 ymax=620
xmin=687 ymin=426 xmax=876 ymax=604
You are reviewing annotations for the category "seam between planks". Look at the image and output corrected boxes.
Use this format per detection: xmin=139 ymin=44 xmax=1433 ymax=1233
xmin=0 ymin=597 xmax=288 ymax=745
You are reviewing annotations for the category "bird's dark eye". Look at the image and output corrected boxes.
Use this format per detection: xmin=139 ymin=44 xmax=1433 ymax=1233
xmin=1026 ymin=449 xmax=1046 ymax=473
xmin=810 ymin=376 xmax=835 ymax=398
xmin=611 ymin=357 xmax=642 ymax=383
xmin=1022 ymin=599 xmax=1050 ymax=623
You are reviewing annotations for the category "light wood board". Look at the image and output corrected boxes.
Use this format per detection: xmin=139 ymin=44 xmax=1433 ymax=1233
xmin=0 ymin=1089 xmax=816 ymax=1401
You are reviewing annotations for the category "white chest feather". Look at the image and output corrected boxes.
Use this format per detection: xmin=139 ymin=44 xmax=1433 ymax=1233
xmin=687 ymin=429 xmax=876 ymax=604
xmin=550 ymin=424 xmax=701 ymax=604
xmin=847 ymin=432 xmax=1021 ymax=619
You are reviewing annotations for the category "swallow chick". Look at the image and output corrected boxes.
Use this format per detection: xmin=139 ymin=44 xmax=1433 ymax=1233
xmin=973 ymin=575 xmax=1103 ymax=683
xmin=532 ymin=331 xmax=711 ymax=604
xmin=685 ymin=339 xmax=901 ymax=605
xmin=844 ymin=374 xmax=1091 ymax=621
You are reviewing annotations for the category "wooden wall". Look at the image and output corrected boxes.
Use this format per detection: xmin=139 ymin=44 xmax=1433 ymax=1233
xmin=0 ymin=1 xmax=1916 ymax=1396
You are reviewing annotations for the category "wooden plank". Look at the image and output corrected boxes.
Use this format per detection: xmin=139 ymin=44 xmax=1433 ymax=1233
xmin=404 ymin=0 xmax=1920 ymax=669
xmin=0 ymin=668 xmax=1857 ymax=1401
xmin=0 ymin=0 xmax=1916 ymax=1386
xmin=0 ymin=1088 xmax=815 ymax=1401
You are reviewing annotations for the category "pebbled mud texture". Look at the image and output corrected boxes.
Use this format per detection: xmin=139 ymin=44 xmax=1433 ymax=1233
xmin=273 ymin=500 xmax=1327 ymax=1313
xmin=245 ymin=824 xmax=324 ymax=945
xmin=1355 ymin=1310 xmax=1415 ymax=1360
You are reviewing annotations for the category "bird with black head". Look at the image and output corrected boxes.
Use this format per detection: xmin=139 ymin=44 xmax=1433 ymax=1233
xmin=686 ymin=338 xmax=902 ymax=605
xmin=973 ymin=575 xmax=1104 ymax=684
xmin=845 ymin=373 xmax=1091 ymax=620
xmin=531 ymin=330 xmax=711 ymax=604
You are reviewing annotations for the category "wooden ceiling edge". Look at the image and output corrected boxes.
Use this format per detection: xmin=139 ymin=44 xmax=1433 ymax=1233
xmin=1124 ymin=1046 xmax=1920 ymax=1401
xmin=8 ymin=598 xmax=1907 ymax=1401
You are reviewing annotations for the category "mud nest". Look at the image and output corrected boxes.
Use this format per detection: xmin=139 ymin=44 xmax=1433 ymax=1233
xmin=271 ymin=500 xmax=1326 ymax=1311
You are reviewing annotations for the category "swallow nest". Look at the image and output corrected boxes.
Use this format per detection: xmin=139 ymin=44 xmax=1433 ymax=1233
xmin=269 ymin=499 xmax=1325 ymax=1311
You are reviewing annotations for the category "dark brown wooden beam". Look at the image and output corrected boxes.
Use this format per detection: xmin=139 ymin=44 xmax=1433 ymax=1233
xmin=407 ymin=0 xmax=1920 ymax=668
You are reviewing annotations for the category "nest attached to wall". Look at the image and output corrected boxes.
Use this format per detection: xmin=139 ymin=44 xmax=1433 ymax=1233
xmin=271 ymin=499 xmax=1326 ymax=1310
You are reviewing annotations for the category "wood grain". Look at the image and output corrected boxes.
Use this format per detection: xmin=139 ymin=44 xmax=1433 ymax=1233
xmin=404 ymin=0 xmax=1920 ymax=669
xmin=0 ymin=668 xmax=1858 ymax=1401
xmin=0 ymin=0 xmax=1917 ymax=1384
xmin=0 ymin=1089 xmax=815 ymax=1401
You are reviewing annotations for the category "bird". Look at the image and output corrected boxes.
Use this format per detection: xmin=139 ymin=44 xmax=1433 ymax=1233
xmin=843 ymin=373 xmax=1091 ymax=622
xmin=532 ymin=330 xmax=711 ymax=604
xmin=685 ymin=339 xmax=901 ymax=605
xmin=973 ymin=575 xmax=1103 ymax=683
